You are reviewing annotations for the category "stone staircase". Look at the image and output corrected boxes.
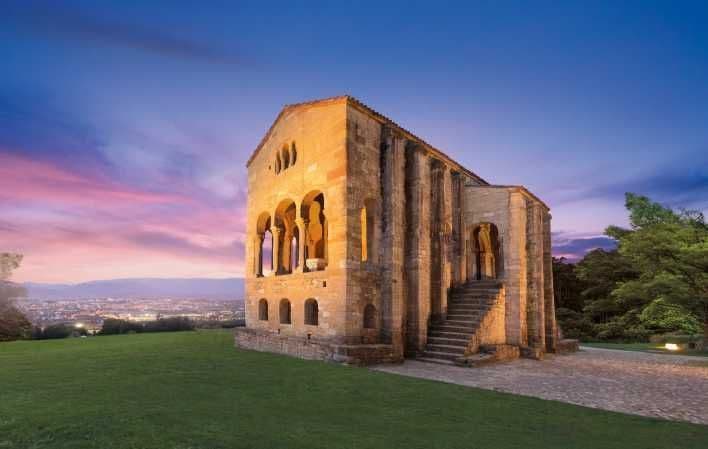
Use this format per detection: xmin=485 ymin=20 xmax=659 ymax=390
xmin=418 ymin=281 xmax=503 ymax=365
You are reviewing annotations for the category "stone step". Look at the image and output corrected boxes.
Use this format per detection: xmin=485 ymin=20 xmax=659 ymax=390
xmin=448 ymin=301 xmax=495 ymax=308
xmin=446 ymin=314 xmax=480 ymax=321
xmin=431 ymin=325 xmax=476 ymax=333
xmin=428 ymin=330 xmax=472 ymax=340
xmin=447 ymin=306 xmax=485 ymax=313
xmin=458 ymin=281 xmax=502 ymax=288
xmin=416 ymin=357 xmax=456 ymax=366
xmin=444 ymin=319 xmax=480 ymax=327
xmin=427 ymin=336 xmax=469 ymax=346
xmin=450 ymin=293 xmax=499 ymax=299
xmin=421 ymin=350 xmax=460 ymax=361
xmin=426 ymin=343 xmax=466 ymax=354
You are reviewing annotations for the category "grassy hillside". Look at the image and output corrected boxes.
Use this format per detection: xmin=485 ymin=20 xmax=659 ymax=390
xmin=1 ymin=330 xmax=706 ymax=449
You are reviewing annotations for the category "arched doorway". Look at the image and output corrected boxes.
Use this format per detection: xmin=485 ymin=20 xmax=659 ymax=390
xmin=470 ymin=223 xmax=501 ymax=280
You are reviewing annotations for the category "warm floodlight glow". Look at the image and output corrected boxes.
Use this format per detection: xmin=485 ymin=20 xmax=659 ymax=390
xmin=664 ymin=343 xmax=679 ymax=351
xmin=74 ymin=323 xmax=84 ymax=329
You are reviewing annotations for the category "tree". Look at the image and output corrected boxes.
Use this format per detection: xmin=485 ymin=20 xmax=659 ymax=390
xmin=552 ymin=257 xmax=587 ymax=312
xmin=0 ymin=253 xmax=31 ymax=341
xmin=576 ymin=248 xmax=639 ymax=324
xmin=606 ymin=193 xmax=708 ymax=341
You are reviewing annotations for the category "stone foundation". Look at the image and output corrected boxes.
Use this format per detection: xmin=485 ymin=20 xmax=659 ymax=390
xmin=235 ymin=328 xmax=402 ymax=365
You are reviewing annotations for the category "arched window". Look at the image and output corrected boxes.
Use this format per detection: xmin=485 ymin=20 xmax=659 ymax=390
xmin=274 ymin=199 xmax=296 ymax=275
xmin=290 ymin=142 xmax=297 ymax=166
xmin=258 ymin=299 xmax=269 ymax=321
xmin=282 ymin=145 xmax=290 ymax=169
xmin=360 ymin=198 xmax=376 ymax=262
xmin=363 ymin=304 xmax=377 ymax=329
xmin=360 ymin=207 xmax=368 ymax=261
xmin=279 ymin=299 xmax=291 ymax=324
xmin=275 ymin=153 xmax=281 ymax=174
xmin=262 ymin=229 xmax=273 ymax=276
xmin=301 ymin=191 xmax=326 ymax=269
xmin=256 ymin=212 xmax=272 ymax=277
xmin=304 ymin=298 xmax=319 ymax=325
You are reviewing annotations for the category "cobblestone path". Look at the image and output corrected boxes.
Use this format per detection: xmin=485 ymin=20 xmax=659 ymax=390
xmin=372 ymin=347 xmax=708 ymax=425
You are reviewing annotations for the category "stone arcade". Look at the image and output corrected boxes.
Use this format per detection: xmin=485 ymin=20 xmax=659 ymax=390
xmin=235 ymin=96 xmax=557 ymax=365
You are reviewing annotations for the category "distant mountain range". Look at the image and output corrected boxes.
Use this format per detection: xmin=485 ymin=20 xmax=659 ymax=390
xmin=23 ymin=278 xmax=244 ymax=300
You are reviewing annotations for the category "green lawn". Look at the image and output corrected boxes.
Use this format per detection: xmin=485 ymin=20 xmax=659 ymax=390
xmin=582 ymin=341 xmax=708 ymax=357
xmin=1 ymin=331 xmax=706 ymax=449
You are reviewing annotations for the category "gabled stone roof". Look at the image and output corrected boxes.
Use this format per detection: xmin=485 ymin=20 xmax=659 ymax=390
xmin=246 ymin=95 xmax=492 ymax=185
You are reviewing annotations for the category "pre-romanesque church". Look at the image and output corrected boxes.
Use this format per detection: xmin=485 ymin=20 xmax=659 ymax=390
xmin=235 ymin=96 xmax=558 ymax=365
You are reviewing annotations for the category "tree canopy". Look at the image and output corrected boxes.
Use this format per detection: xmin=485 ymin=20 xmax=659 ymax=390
xmin=553 ymin=194 xmax=708 ymax=342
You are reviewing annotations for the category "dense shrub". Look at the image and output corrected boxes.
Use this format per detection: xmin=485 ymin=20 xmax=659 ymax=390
xmin=143 ymin=317 xmax=194 ymax=333
xmin=555 ymin=308 xmax=594 ymax=340
xmin=100 ymin=319 xmax=144 ymax=335
xmin=31 ymin=323 xmax=86 ymax=340
xmin=193 ymin=319 xmax=245 ymax=329
xmin=100 ymin=317 xmax=194 ymax=335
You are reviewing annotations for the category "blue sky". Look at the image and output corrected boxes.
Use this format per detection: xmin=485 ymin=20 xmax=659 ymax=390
xmin=1 ymin=0 xmax=707 ymax=282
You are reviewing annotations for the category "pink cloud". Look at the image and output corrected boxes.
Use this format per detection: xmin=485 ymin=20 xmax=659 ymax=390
xmin=0 ymin=151 xmax=191 ymax=208
xmin=0 ymin=150 xmax=247 ymax=283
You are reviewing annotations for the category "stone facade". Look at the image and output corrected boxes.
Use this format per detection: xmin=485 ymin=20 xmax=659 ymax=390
xmin=235 ymin=96 xmax=557 ymax=365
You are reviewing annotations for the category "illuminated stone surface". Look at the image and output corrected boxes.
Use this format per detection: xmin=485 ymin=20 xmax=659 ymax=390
xmin=236 ymin=96 xmax=557 ymax=365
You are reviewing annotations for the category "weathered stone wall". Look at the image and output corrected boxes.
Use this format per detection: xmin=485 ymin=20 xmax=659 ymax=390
xmin=344 ymin=105 xmax=384 ymax=343
xmin=242 ymin=96 xmax=557 ymax=364
xmin=235 ymin=328 xmax=399 ymax=365
xmin=461 ymin=186 xmax=554 ymax=351
xmin=245 ymin=100 xmax=348 ymax=340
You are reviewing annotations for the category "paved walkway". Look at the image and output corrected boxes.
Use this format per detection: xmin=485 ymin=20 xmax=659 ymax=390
xmin=372 ymin=347 xmax=708 ymax=425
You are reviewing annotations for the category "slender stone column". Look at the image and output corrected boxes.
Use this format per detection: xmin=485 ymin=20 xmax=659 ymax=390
xmin=282 ymin=227 xmax=293 ymax=273
xmin=254 ymin=233 xmax=264 ymax=277
xmin=381 ymin=128 xmax=406 ymax=357
xmin=440 ymin=165 xmax=452 ymax=318
xmin=270 ymin=226 xmax=281 ymax=275
xmin=543 ymin=211 xmax=557 ymax=351
xmin=525 ymin=202 xmax=546 ymax=351
xmin=405 ymin=145 xmax=431 ymax=355
xmin=507 ymin=192 xmax=528 ymax=346
xmin=295 ymin=218 xmax=307 ymax=273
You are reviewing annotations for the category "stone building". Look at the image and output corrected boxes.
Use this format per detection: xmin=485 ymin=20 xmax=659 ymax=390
xmin=235 ymin=96 xmax=557 ymax=365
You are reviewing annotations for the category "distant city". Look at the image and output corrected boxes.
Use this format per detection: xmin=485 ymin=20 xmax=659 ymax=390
xmin=19 ymin=297 xmax=245 ymax=333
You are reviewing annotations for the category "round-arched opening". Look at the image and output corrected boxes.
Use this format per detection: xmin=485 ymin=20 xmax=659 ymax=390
xmin=470 ymin=223 xmax=502 ymax=280
xmin=301 ymin=191 xmax=326 ymax=267
xmin=279 ymin=299 xmax=291 ymax=324
xmin=304 ymin=298 xmax=319 ymax=326
xmin=363 ymin=304 xmax=377 ymax=329
xmin=290 ymin=142 xmax=297 ymax=166
xmin=275 ymin=153 xmax=282 ymax=174
xmin=281 ymin=145 xmax=290 ymax=169
xmin=274 ymin=198 xmax=297 ymax=275
xmin=255 ymin=213 xmax=272 ymax=276
xmin=258 ymin=299 xmax=269 ymax=321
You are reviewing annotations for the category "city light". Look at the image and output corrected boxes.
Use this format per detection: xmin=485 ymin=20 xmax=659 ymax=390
xmin=664 ymin=343 xmax=679 ymax=351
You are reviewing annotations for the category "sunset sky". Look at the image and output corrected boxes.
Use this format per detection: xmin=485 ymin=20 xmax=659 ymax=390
xmin=2 ymin=1 xmax=707 ymax=283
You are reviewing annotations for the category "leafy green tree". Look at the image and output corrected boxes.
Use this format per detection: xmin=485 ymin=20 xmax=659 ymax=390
xmin=0 ymin=253 xmax=31 ymax=341
xmin=575 ymin=248 xmax=639 ymax=324
xmin=552 ymin=257 xmax=586 ymax=312
xmin=606 ymin=193 xmax=708 ymax=341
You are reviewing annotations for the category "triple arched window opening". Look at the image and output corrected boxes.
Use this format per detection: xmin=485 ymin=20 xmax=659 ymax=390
xmin=255 ymin=192 xmax=327 ymax=277
xmin=274 ymin=142 xmax=297 ymax=174
xmin=258 ymin=298 xmax=319 ymax=326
